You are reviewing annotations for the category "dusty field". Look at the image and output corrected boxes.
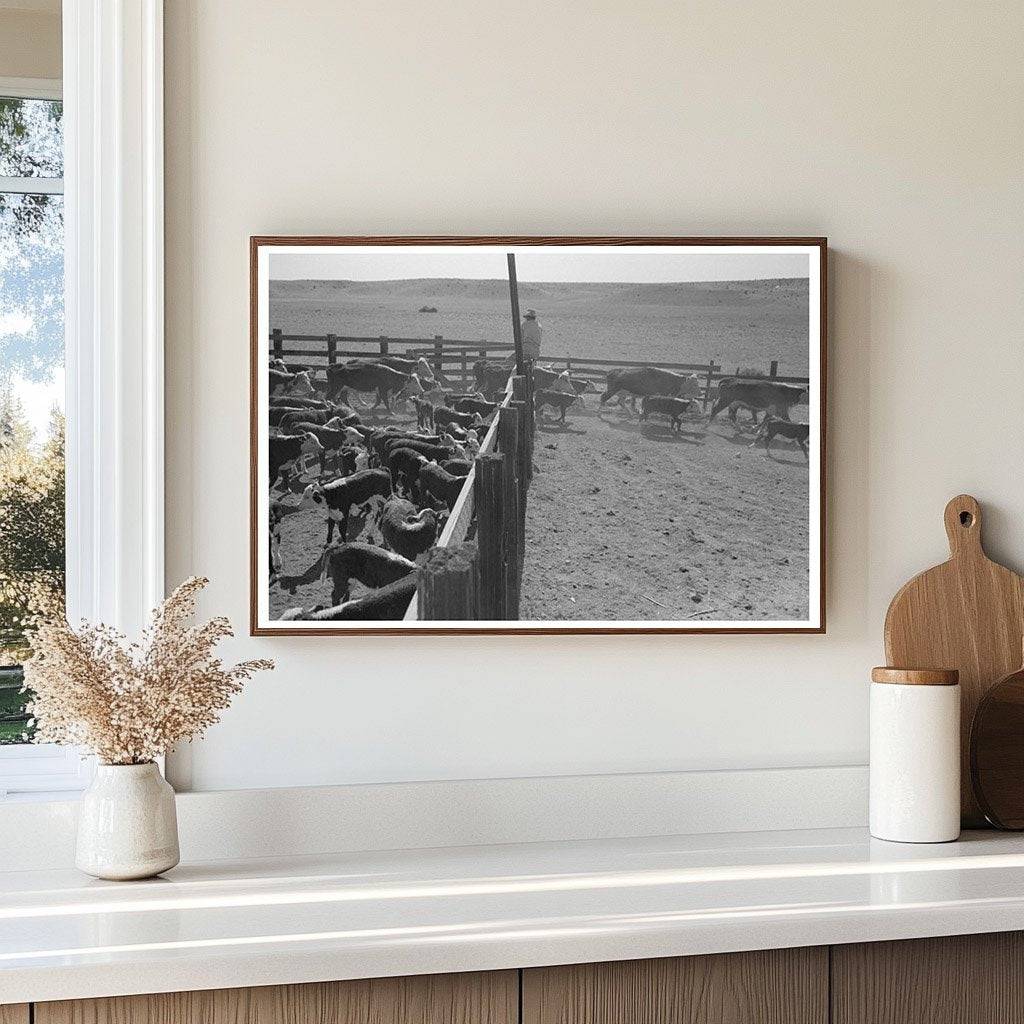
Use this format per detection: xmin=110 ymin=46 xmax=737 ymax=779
xmin=271 ymin=277 xmax=810 ymax=376
xmin=519 ymin=401 xmax=811 ymax=622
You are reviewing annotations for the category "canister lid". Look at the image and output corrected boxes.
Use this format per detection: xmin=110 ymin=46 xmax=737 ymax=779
xmin=871 ymin=667 xmax=959 ymax=686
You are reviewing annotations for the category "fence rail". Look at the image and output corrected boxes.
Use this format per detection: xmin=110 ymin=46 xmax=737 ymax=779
xmin=403 ymin=374 xmax=527 ymax=621
xmin=269 ymin=330 xmax=811 ymax=405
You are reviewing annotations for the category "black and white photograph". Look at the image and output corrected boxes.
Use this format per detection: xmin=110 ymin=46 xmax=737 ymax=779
xmin=251 ymin=238 xmax=825 ymax=633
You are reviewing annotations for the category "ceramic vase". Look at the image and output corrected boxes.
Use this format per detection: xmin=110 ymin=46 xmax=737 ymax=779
xmin=76 ymin=762 xmax=180 ymax=880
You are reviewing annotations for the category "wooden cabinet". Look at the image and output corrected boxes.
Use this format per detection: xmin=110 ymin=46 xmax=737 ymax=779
xmin=24 ymin=932 xmax=1024 ymax=1024
xmin=522 ymin=948 xmax=828 ymax=1024
xmin=34 ymin=971 xmax=517 ymax=1024
xmin=832 ymin=932 xmax=1024 ymax=1024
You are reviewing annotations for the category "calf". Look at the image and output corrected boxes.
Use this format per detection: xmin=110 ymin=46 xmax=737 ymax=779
xmin=441 ymin=459 xmax=472 ymax=477
xmin=380 ymin=437 xmax=453 ymax=465
xmin=419 ymin=461 xmax=466 ymax=509
xmin=280 ymin=575 xmax=418 ymax=621
xmin=433 ymin=407 xmax=482 ymax=432
xmin=534 ymin=388 xmax=577 ymax=425
xmin=381 ymin=497 xmax=439 ymax=561
xmin=322 ymin=542 xmax=417 ymax=604
xmin=269 ymin=367 xmax=315 ymax=398
xmin=386 ymin=446 xmax=428 ymax=497
xmin=269 ymin=432 xmax=324 ymax=489
xmin=300 ymin=468 xmax=393 ymax=544
xmin=453 ymin=396 xmax=497 ymax=418
xmin=751 ymin=416 xmax=810 ymax=460
xmin=289 ymin=422 xmax=363 ymax=465
xmin=640 ymin=394 xmax=696 ymax=432
xmin=412 ymin=396 xmax=434 ymax=431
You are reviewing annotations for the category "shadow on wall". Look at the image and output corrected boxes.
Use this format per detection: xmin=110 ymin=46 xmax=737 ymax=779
xmin=827 ymin=249 xmax=874 ymax=637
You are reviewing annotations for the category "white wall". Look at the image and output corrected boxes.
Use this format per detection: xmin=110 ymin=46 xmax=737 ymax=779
xmin=164 ymin=0 xmax=1024 ymax=792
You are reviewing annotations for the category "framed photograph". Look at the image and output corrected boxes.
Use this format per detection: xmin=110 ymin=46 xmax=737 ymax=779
xmin=251 ymin=236 xmax=826 ymax=635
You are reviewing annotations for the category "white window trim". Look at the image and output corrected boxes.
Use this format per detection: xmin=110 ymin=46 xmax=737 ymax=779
xmin=0 ymin=76 xmax=62 ymax=101
xmin=0 ymin=2 xmax=165 ymax=798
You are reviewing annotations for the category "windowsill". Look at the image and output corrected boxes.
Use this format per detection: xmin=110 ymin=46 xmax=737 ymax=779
xmin=3 ymin=826 xmax=1024 ymax=1004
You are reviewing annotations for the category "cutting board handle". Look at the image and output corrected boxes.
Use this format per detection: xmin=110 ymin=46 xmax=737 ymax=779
xmin=944 ymin=494 xmax=983 ymax=558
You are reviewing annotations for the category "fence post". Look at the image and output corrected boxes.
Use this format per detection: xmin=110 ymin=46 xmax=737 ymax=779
xmin=474 ymin=453 xmax=506 ymax=620
xmin=271 ymin=328 xmax=283 ymax=362
xmin=326 ymin=333 xmax=337 ymax=366
xmin=433 ymin=336 xmax=444 ymax=378
xmin=417 ymin=543 xmax=480 ymax=620
xmin=703 ymin=359 xmax=716 ymax=411
xmin=497 ymin=406 xmax=521 ymax=618
xmin=379 ymin=335 xmax=389 ymax=357
xmin=511 ymin=377 xmax=533 ymax=483
xmin=769 ymin=360 xmax=779 ymax=378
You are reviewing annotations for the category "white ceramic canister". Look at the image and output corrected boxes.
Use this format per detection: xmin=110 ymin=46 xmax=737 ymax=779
xmin=76 ymin=762 xmax=180 ymax=880
xmin=869 ymin=667 xmax=961 ymax=843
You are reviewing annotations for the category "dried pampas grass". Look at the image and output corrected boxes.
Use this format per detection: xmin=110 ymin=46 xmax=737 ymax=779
xmin=23 ymin=577 xmax=273 ymax=765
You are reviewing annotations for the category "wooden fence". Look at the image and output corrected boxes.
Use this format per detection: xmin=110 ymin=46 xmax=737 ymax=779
xmin=269 ymin=330 xmax=810 ymax=409
xmin=403 ymin=373 xmax=534 ymax=622
xmin=270 ymin=330 xmax=505 ymax=389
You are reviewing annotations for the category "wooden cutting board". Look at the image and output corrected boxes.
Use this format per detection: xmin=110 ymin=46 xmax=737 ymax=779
xmin=884 ymin=494 xmax=1024 ymax=826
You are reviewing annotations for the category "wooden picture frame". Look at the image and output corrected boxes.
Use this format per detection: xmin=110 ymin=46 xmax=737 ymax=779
xmin=251 ymin=236 xmax=827 ymax=635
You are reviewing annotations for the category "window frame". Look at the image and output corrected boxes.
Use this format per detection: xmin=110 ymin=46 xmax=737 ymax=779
xmin=0 ymin=0 xmax=165 ymax=799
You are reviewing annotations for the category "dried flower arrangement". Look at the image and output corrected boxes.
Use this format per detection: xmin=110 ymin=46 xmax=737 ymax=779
xmin=22 ymin=577 xmax=273 ymax=765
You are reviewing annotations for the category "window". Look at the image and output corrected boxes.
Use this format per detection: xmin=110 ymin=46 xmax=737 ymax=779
xmin=0 ymin=5 xmax=166 ymax=798
xmin=0 ymin=80 xmax=83 ymax=796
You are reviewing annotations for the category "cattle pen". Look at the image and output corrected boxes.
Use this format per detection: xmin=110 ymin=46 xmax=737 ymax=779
xmin=268 ymin=330 xmax=810 ymax=623
xmin=269 ymin=329 xmax=810 ymax=410
xmin=403 ymin=373 xmax=534 ymax=622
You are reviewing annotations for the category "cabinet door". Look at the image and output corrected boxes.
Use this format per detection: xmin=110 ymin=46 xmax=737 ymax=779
xmin=35 ymin=971 xmax=517 ymax=1024
xmin=523 ymin=948 xmax=828 ymax=1024
xmin=832 ymin=932 xmax=1024 ymax=1024
xmin=0 ymin=1007 xmax=29 ymax=1024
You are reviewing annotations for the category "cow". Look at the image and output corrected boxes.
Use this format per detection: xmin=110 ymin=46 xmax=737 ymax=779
xmin=453 ymin=396 xmax=497 ymax=419
xmin=534 ymin=388 xmax=578 ymax=425
xmin=600 ymin=367 xmax=701 ymax=408
xmin=532 ymin=366 xmax=597 ymax=395
xmin=269 ymin=368 xmax=315 ymax=398
xmin=269 ymin=432 xmax=324 ymax=489
xmin=707 ymin=378 xmax=808 ymax=424
xmin=473 ymin=359 xmax=510 ymax=397
xmin=386 ymin=446 xmax=428 ymax=497
xmin=380 ymin=437 xmax=453 ymax=467
xmin=433 ymin=407 xmax=483 ymax=432
xmin=299 ymin=468 xmax=393 ymax=544
xmin=419 ymin=461 xmax=466 ymax=509
xmin=326 ymin=362 xmax=412 ymax=410
xmin=640 ymin=395 xmax=696 ymax=432
xmin=279 ymin=574 xmax=418 ymax=621
xmin=751 ymin=416 xmax=810 ymax=460
xmin=288 ymin=422 xmax=363 ymax=463
xmin=280 ymin=542 xmax=416 ymax=604
xmin=378 ymin=355 xmax=418 ymax=374
xmin=441 ymin=459 xmax=472 ymax=477
xmin=380 ymin=497 xmax=439 ymax=561
xmin=368 ymin=428 xmax=443 ymax=461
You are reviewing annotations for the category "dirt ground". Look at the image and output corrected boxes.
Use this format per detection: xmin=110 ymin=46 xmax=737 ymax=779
xmin=519 ymin=401 xmax=811 ymax=622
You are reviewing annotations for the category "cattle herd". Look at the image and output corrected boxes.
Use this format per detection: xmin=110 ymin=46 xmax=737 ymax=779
xmin=266 ymin=350 xmax=810 ymax=622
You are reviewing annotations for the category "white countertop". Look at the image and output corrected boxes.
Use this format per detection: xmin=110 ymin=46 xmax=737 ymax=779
xmin=4 ymin=826 xmax=1024 ymax=1004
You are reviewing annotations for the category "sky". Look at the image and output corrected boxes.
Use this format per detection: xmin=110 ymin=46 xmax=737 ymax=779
xmin=270 ymin=247 xmax=811 ymax=283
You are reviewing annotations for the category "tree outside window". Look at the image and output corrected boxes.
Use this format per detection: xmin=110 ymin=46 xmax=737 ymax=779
xmin=0 ymin=95 xmax=65 ymax=744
